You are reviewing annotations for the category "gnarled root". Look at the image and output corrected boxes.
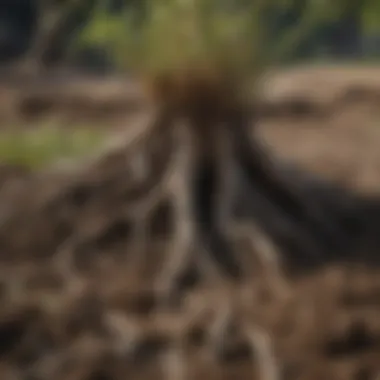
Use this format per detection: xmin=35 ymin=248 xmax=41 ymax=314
xmin=153 ymin=119 xmax=198 ymax=307
xmin=228 ymin=109 xmax=347 ymax=261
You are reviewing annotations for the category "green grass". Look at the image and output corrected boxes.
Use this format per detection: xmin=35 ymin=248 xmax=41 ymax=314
xmin=0 ymin=126 xmax=107 ymax=169
xmin=75 ymin=0 xmax=346 ymax=81
xmin=77 ymin=0 xmax=264 ymax=78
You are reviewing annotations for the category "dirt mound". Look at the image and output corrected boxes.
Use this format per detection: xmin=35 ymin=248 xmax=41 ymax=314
xmin=1 ymin=66 xmax=380 ymax=379
xmin=0 ymin=113 xmax=379 ymax=379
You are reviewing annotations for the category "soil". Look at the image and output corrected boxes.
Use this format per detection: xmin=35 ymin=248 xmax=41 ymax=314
xmin=0 ymin=65 xmax=379 ymax=380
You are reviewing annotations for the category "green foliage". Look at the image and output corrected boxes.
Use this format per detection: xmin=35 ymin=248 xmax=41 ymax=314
xmin=74 ymin=2 xmax=133 ymax=68
xmin=75 ymin=0 xmax=259 ymax=76
xmin=363 ymin=0 xmax=380 ymax=33
xmin=0 ymin=126 xmax=106 ymax=168
xmin=74 ymin=0 xmax=380 ymax=77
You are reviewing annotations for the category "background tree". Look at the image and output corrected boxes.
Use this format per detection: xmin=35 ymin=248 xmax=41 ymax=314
xmin=0 ymin=0 xmax=379 ymax=70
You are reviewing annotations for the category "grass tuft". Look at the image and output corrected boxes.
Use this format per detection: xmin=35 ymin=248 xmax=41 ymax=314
xmin=78 ymin=0 xmax=264 ymax=86
xmin=0 ymin=126 xmax=107 ymax=169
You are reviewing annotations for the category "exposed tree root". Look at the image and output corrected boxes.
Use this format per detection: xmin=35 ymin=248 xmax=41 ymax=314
xmin=100 ymin=77 xmax=366 ymax=306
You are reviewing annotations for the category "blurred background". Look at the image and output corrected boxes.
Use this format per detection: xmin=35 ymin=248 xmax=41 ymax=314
xmin=0 ymin=0 xmax=379 ymax=73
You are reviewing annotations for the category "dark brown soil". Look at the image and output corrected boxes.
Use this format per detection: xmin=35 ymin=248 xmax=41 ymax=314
xmin=0 ymin=66 xmax=379 ymax=380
